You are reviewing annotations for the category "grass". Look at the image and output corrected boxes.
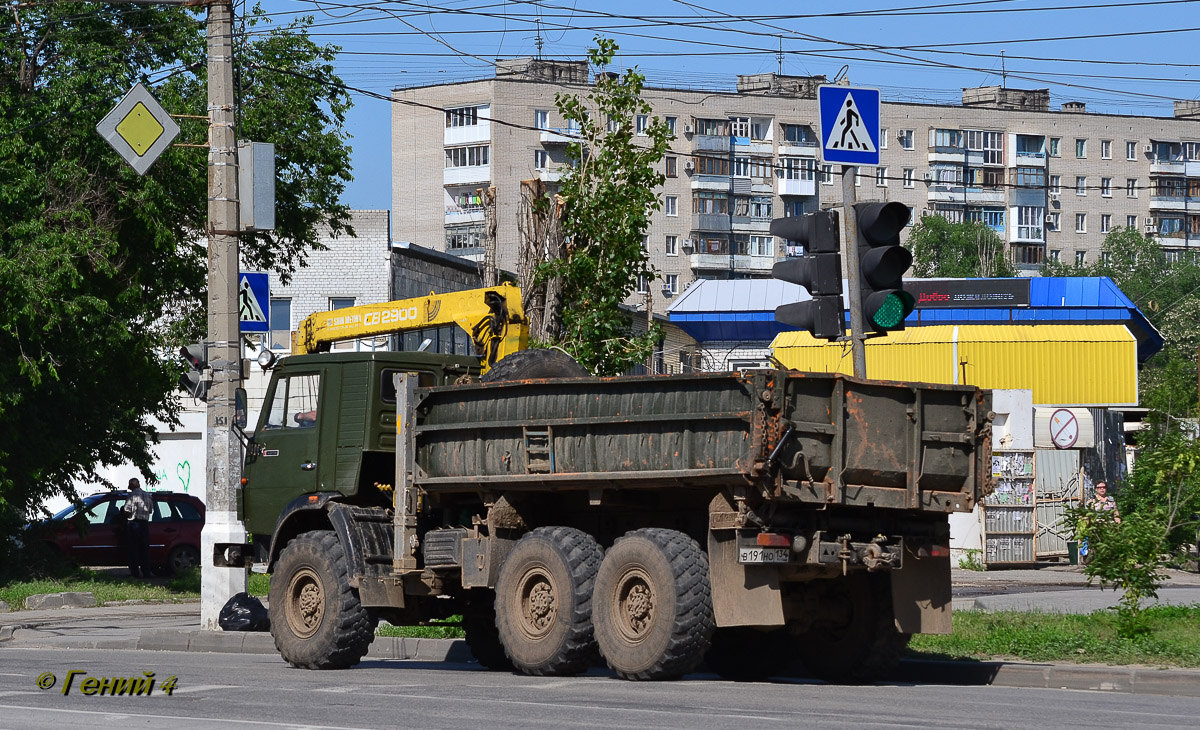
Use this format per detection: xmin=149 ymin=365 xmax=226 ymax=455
xmin=1 ymin=567 xmax=270 ymax=611
xmin=909 ymin=604 xmax=1200 ymax=668
xmin=376 ymin=615 xmax=465 ymax=639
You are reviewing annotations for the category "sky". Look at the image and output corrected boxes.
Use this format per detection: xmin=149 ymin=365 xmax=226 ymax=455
xmin=249 ymin=1 xmax=1200 ymax=213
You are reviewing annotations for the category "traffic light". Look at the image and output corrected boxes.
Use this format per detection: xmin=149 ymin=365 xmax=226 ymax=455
xmin=770 ymin=210 xmax=844 ymax=341
xmin=854 ymin=202 xmax=914 ymax=333
xmin=178 ymin=343 xmax=210 ymax=401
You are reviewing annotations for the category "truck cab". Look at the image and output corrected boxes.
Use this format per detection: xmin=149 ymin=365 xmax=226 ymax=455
xmin=241 ymin=350 xmax=479 ymax=545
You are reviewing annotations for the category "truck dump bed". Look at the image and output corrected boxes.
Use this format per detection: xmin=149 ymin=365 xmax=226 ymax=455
xmin=414 ymin=369 xmax=991 ymax=514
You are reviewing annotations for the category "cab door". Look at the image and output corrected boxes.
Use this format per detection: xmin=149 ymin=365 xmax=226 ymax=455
xmin=244 ymin=370 xmax=323 ymax=536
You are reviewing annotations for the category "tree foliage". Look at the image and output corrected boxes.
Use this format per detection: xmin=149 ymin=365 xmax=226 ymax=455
xmin=0 ymin=3 xmax=353 ymax=536
xmin=531 ymin=38 xmax=669 ymax=376
xmin=904 ymin=214 xmax=1017 ymax=278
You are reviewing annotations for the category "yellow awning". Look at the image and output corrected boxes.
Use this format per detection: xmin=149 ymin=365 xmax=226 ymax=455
xmin=771 ymin=324 xmax=1137 ymax=406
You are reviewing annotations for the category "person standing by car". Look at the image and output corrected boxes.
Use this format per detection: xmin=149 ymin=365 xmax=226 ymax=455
xmin=123 ymin=478 xmax=155 ymax=578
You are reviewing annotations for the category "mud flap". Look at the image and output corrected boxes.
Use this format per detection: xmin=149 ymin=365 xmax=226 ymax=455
xmin=890 ymin=548 xmax=951 ymax=634
xmin=707 ymin=531 xmax=785 ymax=627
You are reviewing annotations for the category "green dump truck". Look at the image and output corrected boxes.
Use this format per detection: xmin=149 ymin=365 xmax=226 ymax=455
xmin=235 ymin=350 xmax=992 ymax=682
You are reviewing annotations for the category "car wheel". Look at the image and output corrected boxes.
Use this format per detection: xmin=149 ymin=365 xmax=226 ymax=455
xmin=166 ymin=544 xmax=200 ymax=575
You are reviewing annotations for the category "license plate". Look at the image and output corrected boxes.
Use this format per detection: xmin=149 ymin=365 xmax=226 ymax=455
xmin=738 ymin=547 xmax=790 ymax=564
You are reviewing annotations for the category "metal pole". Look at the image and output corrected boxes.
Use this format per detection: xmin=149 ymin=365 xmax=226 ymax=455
xmin=644 ymin=289 xmax=654 ymax=373
xmin=200 ymin=0 xmax=247 ymax=630
xmin=840 ymin=166 xmax=866 ymax=378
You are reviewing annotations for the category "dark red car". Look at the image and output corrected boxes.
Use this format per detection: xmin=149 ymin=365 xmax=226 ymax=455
xmin=37 ymin=491 xmax=204 ymax=575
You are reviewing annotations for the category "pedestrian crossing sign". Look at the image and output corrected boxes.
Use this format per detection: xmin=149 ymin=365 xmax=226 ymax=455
xmin=239 ymin=272 xmax=270 ymax=333
xmin=818 ymin=86 xmax=881 ymax=166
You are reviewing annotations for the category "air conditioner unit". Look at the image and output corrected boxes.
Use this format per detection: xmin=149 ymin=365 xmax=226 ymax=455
xmin=1145 ymin=224 xmax=1158 ymax=234
xmin=683 ymin=123 xmax=694 ymax=135
xmin=1144 ymin=216 xmax=1154 ymax=226
xmin=661 ymin=285 xmax=674 ymax=296
xmin=1044 ymin=215 xmax=1055 ymax=224
xmin=1144 ymin=143 xmax=1153 ymax=153
xmin=922 ymin=172 xmax=932 ymax=182
xmin=683 ymin=159 xmax=695 ymax=172
xmin=682 ymin=238 xmax=695 ymax=249
xmin=1049 ymin=192 xmax=1059 ymax=200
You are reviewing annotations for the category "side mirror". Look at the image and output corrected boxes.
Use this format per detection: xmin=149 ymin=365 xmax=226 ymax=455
xmin=235 ymin=388 xmax=248 ymax=430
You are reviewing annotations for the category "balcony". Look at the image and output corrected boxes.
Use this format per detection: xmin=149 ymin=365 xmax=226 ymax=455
xmin=1150 ymin=158 xmax=1185 ymax=175
xmin=692 ymin=135 xmax=730 ymax=153
xmin=778 ymin=178 xmax=816 ymax=197
xmin=690 ymin=253 xmax=774 ymax=274
xmin=731 ymin=216 xmax=771 ymax=233
xmin=732 ymin=138 xmax=772 ymax=155
xmin=443 ymin=165 xmax=490 ymax=187
xmin=1148 ymin=194 xmax=1200 ymax=212
xmin=690 ymin=176 xmax=730 ymax=191
xmin=444 ymin=206 xmax=485 ymax=225
xmin=927 ymin=184 xmax=1007 ymax=205
xmin=1010 ymin=243 xmax=1045 ymax=267
xmin=1014 ymin=151 xmax=1047 ymax=167
xmin=778 ymin=142 xmax=819 ymax=157
xmin=693 ymin=213 xmax=731 ymax=232
xmin=537 ymin=168 xmax=563 ymax=183
xmin=444 ymin=124 xmax=489 ymax=146
xmin=539 ymin=127 xmax=578 ymax=145
xmin=1013 ymin=226 xmax=1045 ymax=244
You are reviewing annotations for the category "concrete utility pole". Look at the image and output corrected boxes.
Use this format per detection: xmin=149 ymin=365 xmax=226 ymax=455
xmin=840 ymin=166 xmax=867 ymax=378
xmin=644 ymin=289 xmax=654 ymax=374
xmin=200 ymin=0 xmax=247 ymax=629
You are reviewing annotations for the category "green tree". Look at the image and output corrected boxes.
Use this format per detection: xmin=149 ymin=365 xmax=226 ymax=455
xmin=0 ymin=3 xmax=352 ymax=548
xmin=905 ymin=215 xmax=1017 ymax=278
xmin=532 ymin=37 xmax=669 ymax=376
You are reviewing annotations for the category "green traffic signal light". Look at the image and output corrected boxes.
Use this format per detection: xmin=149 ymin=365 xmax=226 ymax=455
xmin=865 ymin=290 xmax=916 ymax=330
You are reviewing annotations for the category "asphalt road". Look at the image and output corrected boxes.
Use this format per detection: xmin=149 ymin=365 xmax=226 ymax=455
xmin=2 ymin=648 xmax=1199 ymax=730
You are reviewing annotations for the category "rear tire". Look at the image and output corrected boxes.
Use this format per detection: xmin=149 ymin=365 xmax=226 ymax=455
xmin=269 ymin=530 xmax=377 ymax=669
xmin=481 ymin=349 xmax=588 ymax=382
xmin=593 ymin=528 xmax=715 ymax=681
xmin=792 ymin=573 xmax=910 ymax=684
xmin=165 ymin=544 xmax=200 ymax=576
xmin=495 ymin=526 xmax=603 ymax=676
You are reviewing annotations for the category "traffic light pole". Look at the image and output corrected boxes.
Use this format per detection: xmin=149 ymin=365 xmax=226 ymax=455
xmin=840 ymin=166 xmax=867 ymax=378
xmin=201 ymin=0 xmax=247 ymax=630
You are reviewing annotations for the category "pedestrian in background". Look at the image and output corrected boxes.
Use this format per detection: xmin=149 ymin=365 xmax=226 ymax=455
xmin=1090 ymin=481 xmax=1121 ymax=524
xmin=123 ymin=478 xmax=155 ymax=578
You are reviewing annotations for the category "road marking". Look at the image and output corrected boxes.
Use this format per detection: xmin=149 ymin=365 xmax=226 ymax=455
xmin=0 ymin=704 xmax=380 ymax=729
xmin=169 ymin=684 xmax=237 ymax=695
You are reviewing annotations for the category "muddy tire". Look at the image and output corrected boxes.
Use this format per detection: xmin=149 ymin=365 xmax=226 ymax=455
xmin=792 ymin=573 xmax=911 ymax=684
xmin=269 ymin=530 xmax=377 ymax=669
xmin=463 ymin=589 xmax=513 ymax=671
xmin=495 ymin=526 xmax=603 ymax=676
xmin=705 ymin=627 xmax=790 ymax=681
xmin=481 ymin=349 xmax=587 ymax=382
xmin=593 ymin=528 xmax=715 ymax=681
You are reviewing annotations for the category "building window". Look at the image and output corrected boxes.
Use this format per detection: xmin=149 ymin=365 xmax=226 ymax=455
xmin=445 ymin=106 xmax=480 ymax=127
xmin=446 ymin=225 xmax=483 ymax=250
xmin=1016 ymin=167 xmax=1045 ymax=188
xmin=696 ymin=155 xmax=729 ymax=176
xmin=1101 ymin=214 xmax=1112 ymax=233
xmin=982 ymin=131 xmax=1004 ymax=165
xmin=750 ymin=235 xmax=773 ymax=256
xmin=932 ymin=128 xmax=963 ymax=148
xmin=665 ymin=156 xmax=677 ymax=177
xmin=665 ymin=116 xmax=677 ymax=135
xmin=1017 ymin=206 xmax=1045 ymax=240
xmin=1127 ymin=141 xmax=1137 ymax=160
xmin=855 ymin=169 xmax=862 ymax=187
xmin=1076 ymin=251 xmax=1087 ymax=265
xmin=1047 ymin=212 xmax=1060 ymax=231
xmin=1076 ymin=176 xmax=1086 ymax=196
xmin=782 ymin=124 xmax=817 ymax=145
xmin=1050 ymin=175 xmax=1061 ymax=194
xmin=902 ymin=168 xmax=915 ymax=188
xmin=534 ymin=149 xmax=548 ymax=170
xmin=444 ymin=145 xmax=489 ymax=168
xmin=1076 ymin=139 xmax=1087 ymax=158
xmin=899 ymin=129 xmax=914 ymax=150
xmin=730 ymin=117 xmax=750 ymax=138
xmin=534 ymin=109 xmax=549 ymax=130
xmin=1101 ymin=140 xmax=1112 ymax=159
xmin=1076 ymin=213 xmax=1087 ymax=233
xmin=664 ymin=274 xmax=679 ymax=294
xmin=876 ymin=166 xmax=888 ymax=187
xmin=666 ymin=235 xmax=678 ymax=256
xmin=1101 ymin=177 xmax=1111 ymax=197
xmin=880 ymin=128 xmax=888 ymax=149
xmin=637 ymin=274 xmax=649 ymax=295
xmin=1049 ymin=137 xmax=1061 ymax=157
xmin=636 ymin=115 xmax=649 ymax=135
xmin=820 ymin=164 xmax=833 ymax=185
xmin=270 ymin=298 xmax=292 ymax=351
xmin=694 ymin=118 xmax=727 ymax=136
xmin=982 ymin=208 xmax=1005 ymax=232
xmin=664 ymin=195 xmax=678 ymax=216
xmin=1127 ymin=178 xmax=1138 ymax=198
xmin=692 ymin=191 xmax=728 ymax=214
xmin=1127 ymin=214 xmax=1138 ymax=230
xmin=1050 ymin=249 xmax=1061 ymax=263
xmin=733 ymin=156 xmax=770 ymax=178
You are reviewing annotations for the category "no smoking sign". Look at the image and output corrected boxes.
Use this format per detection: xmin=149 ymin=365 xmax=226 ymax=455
xmin=1049 ymin=408 xmax=1079 ymax=449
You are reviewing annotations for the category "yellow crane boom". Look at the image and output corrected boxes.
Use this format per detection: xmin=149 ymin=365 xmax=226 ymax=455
xmin=291 ymin=283 xmax=529 ymax=371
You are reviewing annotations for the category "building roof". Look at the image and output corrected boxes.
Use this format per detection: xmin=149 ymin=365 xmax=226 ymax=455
xmin=667 ymin=276 xmax=1163 ymax=361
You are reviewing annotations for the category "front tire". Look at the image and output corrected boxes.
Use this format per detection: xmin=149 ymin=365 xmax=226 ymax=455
xmin=165 ymin=544 xmax=200 ymax=575
xmin=494 ymin=526 xmax=602 ymax=676
xmin=593 ymin=528 xmax=715 ymax=681
xmin=269 ymin=530 xmax=377 ymax=669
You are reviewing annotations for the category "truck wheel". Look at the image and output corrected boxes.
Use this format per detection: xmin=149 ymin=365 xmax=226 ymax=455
xmin=269 ymin=530 xmax=377 ymax=669
xmin=593 ymin=528 xmax=715 ymax=681
xmin=495 ymin=526 xmax=603 ymax=675
xmin=705 ymin=627 xmax=790 ymax=681
xmin=463 ymin=589 xmax=513 ymax=671
xmin=481 ymin=349 xmax=587 ymax=382
xmin=792 ymin=573 xmax=911 ymax=684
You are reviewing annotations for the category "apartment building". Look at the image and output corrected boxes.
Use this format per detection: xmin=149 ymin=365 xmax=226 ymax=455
xmin=392 ymin=59 xmax=1200 ymax=306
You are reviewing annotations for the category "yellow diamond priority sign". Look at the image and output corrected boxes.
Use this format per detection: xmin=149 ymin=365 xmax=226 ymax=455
xmin=96 ymin=83 xmax=180 ymax=176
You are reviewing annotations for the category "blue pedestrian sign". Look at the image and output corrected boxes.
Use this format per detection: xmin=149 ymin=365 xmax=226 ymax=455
xmin=818 ymin=86 xmax=881 ymax=166
xmin=239 ymin=272 xmax=270 ymax=333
